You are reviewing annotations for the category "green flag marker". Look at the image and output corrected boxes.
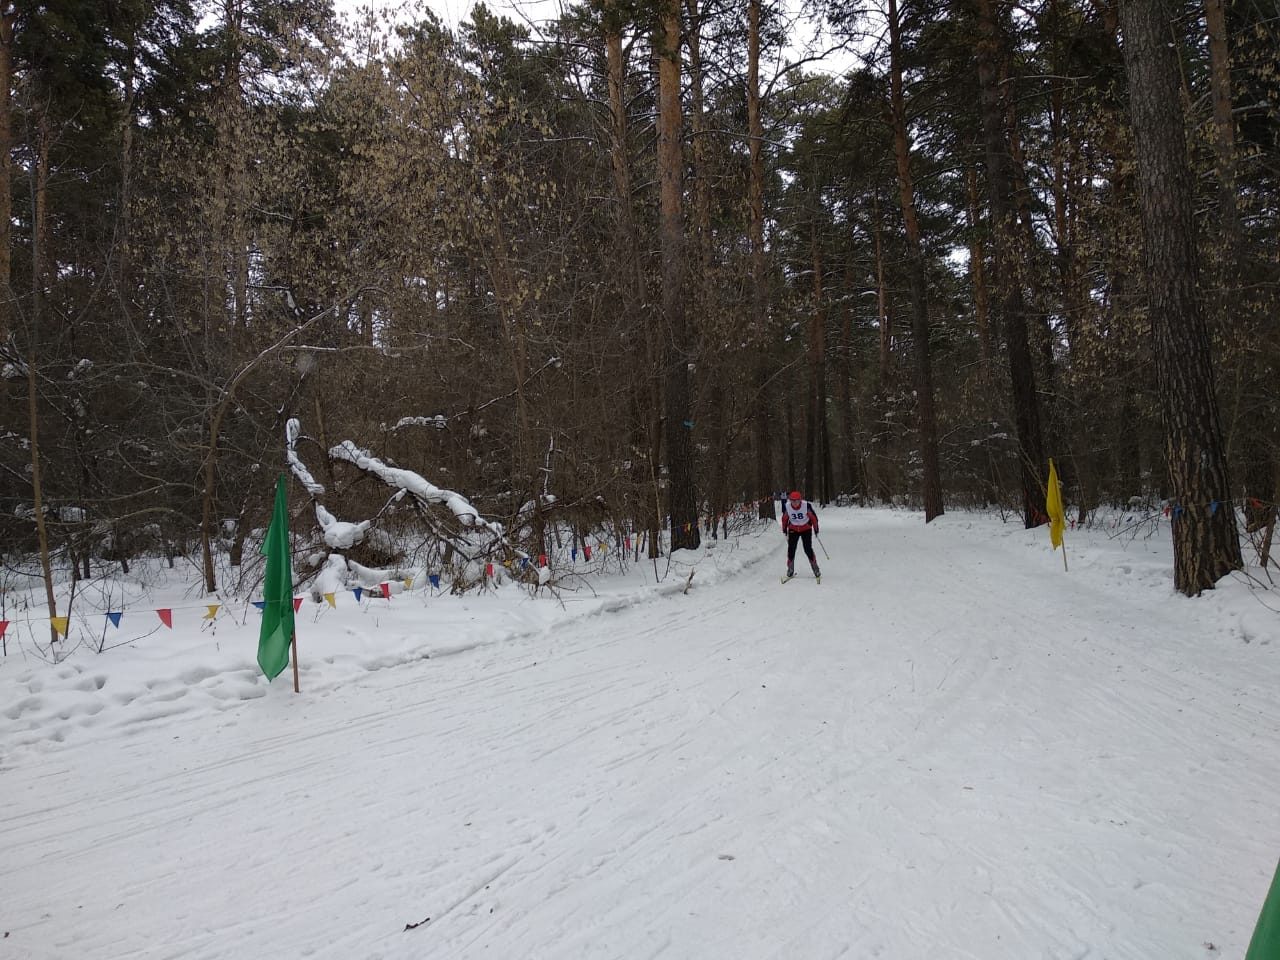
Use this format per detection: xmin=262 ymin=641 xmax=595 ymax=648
xmin=257 ymin=473 xmax=295 ymax=681
xmin=1248 ymin=859 xmax=1280 ymax=959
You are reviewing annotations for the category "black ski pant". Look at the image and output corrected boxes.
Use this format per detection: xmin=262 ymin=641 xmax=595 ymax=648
xmin=786 ymin=530 xmax=817 ymax=568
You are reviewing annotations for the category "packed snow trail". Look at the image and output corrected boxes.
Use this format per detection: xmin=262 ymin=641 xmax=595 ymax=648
xmin=3 ymin=509 xmax=1278 ymax=958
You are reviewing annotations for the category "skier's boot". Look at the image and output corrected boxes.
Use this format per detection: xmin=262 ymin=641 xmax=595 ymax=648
xmin=811 ymin=563 xmax=821 ymax=583
xmin=785 ymin=564 xmax=795 ymax=580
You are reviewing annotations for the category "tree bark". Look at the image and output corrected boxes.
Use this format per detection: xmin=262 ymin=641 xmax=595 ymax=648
xmin=972 ymin=0 xmax=1045 ymax=527
xmin=656 ymin=0 xmax=699 ymax=551
xmin=888 ymin=0 xmax=943 ymax=522
xmin=747 ymin=0 xmax=775 ymax=520
xmin=0 ymin=4 xmax=14 ymax=343
xmin=30 ymin=112 xmax=58 ymax=644
xmin=604 ymin=9 xmax=664 ymax=553
xmin=1119 ymin=0 xmax=1243 ymax=593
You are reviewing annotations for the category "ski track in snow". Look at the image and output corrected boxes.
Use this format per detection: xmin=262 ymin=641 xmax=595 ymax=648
xmin=2 ymin=508 xmax=1278 ymax=958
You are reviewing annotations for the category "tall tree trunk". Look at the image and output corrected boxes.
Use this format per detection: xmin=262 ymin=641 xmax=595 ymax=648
xmin=1204 ymin=0 xmax=1240 ymax=258
xmin=604 ymin=10 xmax=663 ymax=554
xmin=836 ymin=272 xmax=862 ymax=499
xmin=889 ymin=0 xmax=943 ymax=521
xmin=805 ymin=222 xmax=826 ymax=500
xmin=118 ymin=25 xmax=138 ymax=312
xmin=965 ymin=161 xmax=993 ymax=371
xmin=656 ymin=0 xmax=699 ymax=551
xmin=747 ymin=0 xmax=775 ymax=520
xmin=872 ymin=196 xmax=891 ymax=388
xmin=0 ymin=4 xmax=13 ymax=344
xmin=1119 ymin=0 xmax=1243 ymax=593
xmin=30 ymin=113 xmax=58 ymax=643
xmin=972 ymin=0 xmax=1045 ymax=527
xmin=1203 ymin=0 xmax=1271 ymax=534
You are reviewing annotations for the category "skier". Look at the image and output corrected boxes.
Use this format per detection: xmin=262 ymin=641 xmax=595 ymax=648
xmin=781 ymin=490 xmax=821 ymax=582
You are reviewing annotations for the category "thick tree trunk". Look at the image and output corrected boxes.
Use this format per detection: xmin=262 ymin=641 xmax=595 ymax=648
xmin=656 ymin=0 xmax=699 ymax=551
xmin=748 ymin=0 xmax=775 ymax=520
xmin=889 ymin=0 xmax=943 ymax=521
xmin=972 ymin=0 xmax=1045 ymax=527
xmin=1119 ymin=0 xmax=1243 ymax=593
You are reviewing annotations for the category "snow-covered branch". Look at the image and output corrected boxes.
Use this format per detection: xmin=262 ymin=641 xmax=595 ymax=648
xmin=388 ymin=355 xmax=561 ymax=433
xmin=329 ymin=441 xmax=505 ymax=538
xmin=285 ymin=418 xmax=326 ymax=496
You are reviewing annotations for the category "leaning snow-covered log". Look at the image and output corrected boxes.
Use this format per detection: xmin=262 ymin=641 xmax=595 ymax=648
xmin=328 ymin=440 xmax=506 ymax=538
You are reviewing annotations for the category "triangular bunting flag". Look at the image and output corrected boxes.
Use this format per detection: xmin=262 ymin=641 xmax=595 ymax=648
xmin=252 ymin=600 xmax=266 ymax=611
xmin=520 ymin=558 xmax=529 ymax=570
xmin=353 ymin=587 xmax=364 ymax=603
xmin=106 ymin=611 xmax=123 ymax=628
xmin=485 ymin=563 xmax=494 ymax=577
xmin=292 ymin=597 xmax=304 ymax=613
xmin=51 ymin=616 xmax=69 ymax=638
xmin=0 ymin=620 xmax=8 ymax=640
xmin=157 ymin=609 xmax=173 ymax=629
xmin=538 ymin=553 xmax=547 ymax=567
xmin=571 ymin=547 xmax=577 ymax=561
xmin=403 ymin=577 xmax=413 ymax=589
xmin=204 ymin=604 xmax=221 ymax=621
xmin=324 ymin=592 xmax=337 ymax=608
xmin=429 ymin=574 xmax=441 ymax=589
xmin=583 ymin=545 xmax=592 ymax=561
xmin=379 ymin=581 xmax=392 ymax=600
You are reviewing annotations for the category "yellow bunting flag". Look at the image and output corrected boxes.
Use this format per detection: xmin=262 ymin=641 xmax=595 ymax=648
xmin=324 ymin=592 xmax=337 ymax=609
xmin=51 ymin=616 xmax=69 ymax=638
xmin=403 ymin=577 xmax=413 ymax=589
xmin=204 ymin=604 xmax=221 ymax=621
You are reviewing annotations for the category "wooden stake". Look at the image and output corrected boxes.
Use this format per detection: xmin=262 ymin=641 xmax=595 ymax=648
xmin=291 ymin=630 xmax=300 ymax=693
xmin=1060 ymin=540 xmax=1069 ymax=573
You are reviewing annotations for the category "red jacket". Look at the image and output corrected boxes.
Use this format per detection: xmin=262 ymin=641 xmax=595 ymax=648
xmin=781 ymin=500 xmax=819 ymax=534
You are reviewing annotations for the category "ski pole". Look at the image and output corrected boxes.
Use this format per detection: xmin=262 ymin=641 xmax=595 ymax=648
xmin=816 ymin=533 xmax=830 ymax=560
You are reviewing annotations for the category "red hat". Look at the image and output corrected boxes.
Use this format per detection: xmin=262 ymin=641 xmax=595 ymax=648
xmin=789 ymin=490 xmax=803 ymax=500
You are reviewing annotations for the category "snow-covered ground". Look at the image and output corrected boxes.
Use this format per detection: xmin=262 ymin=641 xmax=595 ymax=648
xmin=3 ymin=508 xmax=1278 ymax=958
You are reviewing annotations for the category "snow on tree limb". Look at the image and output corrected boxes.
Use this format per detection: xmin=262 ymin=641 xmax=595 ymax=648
xmin=285 ymin=418 xmax=325 ymax=496
xmin=315 ymin=503 xmax=370 ymax=549
xmin=329 ymin=440 xmax=505 ymax=537
xmin=386 ymin=356 xmax=561 ymax=433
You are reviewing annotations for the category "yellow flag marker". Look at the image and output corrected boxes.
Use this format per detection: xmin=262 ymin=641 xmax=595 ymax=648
xmin=324 ymin=592 xmax=337 ymax=608
xmin=403 ymin=577 xmax=413 ymax=589
xmin=1046 ymin=458 xmax=1068 ymax=571
xmin=51 ymin=616 xmax=69 ymax=638
xmin=204 ymin=604 xmax=221 ymax=620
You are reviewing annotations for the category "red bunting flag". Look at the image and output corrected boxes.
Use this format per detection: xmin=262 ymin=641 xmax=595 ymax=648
xmin=0 ymin=620 xmax=8 ymax=640
xmin=624 ymin=536 xmax=631 ymax=550
xmin=538 ymin=553 xmax=547 ymax=567
xmin=485 ymin=562 xmax=494 ymax=577
xmin=379 ymin=581 xmax=392 ymax=600
xmin=292 ymin=597 xmax=304 ymax=613
xmin=583 ymin=545 xmax=592 ymax=561
xmin=157 ymin=608 xmax=173 ymax=629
